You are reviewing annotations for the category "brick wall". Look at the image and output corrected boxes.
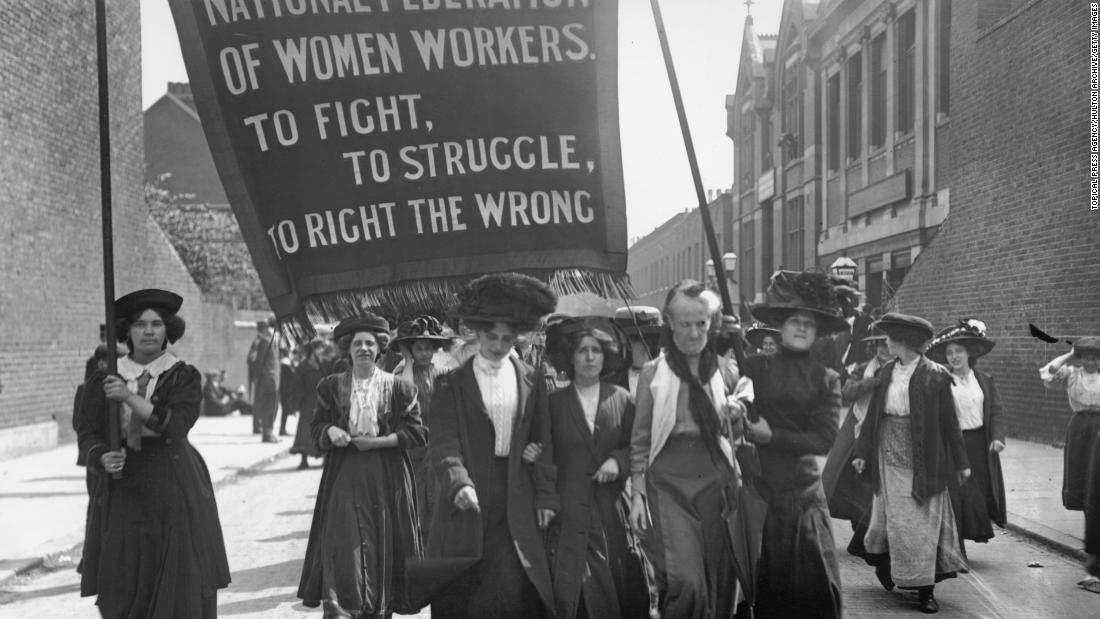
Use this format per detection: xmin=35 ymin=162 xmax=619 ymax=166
xmin=891 ymin=0 xmax=1100 ymax=443
xmin=0 ymin=2 xmax=244 ymax=456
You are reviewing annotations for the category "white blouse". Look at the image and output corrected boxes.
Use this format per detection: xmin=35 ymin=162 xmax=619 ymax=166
xmin=885 ymin=359 xmax=918 ymax=417
xmin=349 ymin=372 xmax=393 ymax=437
xmin=1041 ymin=364 xmax=1100 ymax=412
xmin=474 ymin=354 xmax=519 ymax=456
xmin=951 ymin=371 xmax=985 ymax=430
xmin=574 ymin=382 xmax=600 ymax=433
xmin=117 ymin=352 xmax=179 ymax=433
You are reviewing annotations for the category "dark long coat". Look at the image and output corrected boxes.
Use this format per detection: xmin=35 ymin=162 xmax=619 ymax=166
xmin=77 ymin=362 xmax=230 ymax=608
xmin=297 ymin=370 xmax=427 ymax=613
xmin=410 ymin=356 xmax=559 ymax=616
xmin=290 ymin=355 xmax=326 ymax=457
xmin=549 ymin=383 xmax=653 ymax=619
xmin=853 ymin=356 xmax=970 ymax=504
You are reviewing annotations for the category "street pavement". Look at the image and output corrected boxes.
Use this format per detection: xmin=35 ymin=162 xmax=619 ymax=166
xmin=0 ymin=419 xmax=1096 ymax=617
xmin=1 ymin=453 xmax=1097 ymax=617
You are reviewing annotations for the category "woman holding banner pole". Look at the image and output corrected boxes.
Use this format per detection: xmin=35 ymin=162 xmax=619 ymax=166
xmin=77 ymin=289 xmax=230 ymax=618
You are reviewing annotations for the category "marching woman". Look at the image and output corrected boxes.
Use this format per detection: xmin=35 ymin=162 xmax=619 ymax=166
xmin=545 ymin=317 xmax=656 ymax=619
xmin=290 ymin=338 xmax=329 ymax=470
xmin=391 ymin=315 xmax=452 ymax=543
xmin=824 ymin=328 xmax=892 ymax=553
xmin=298 ymin=314 xmax=427 ymax=618
xmin=629 ymin=280 xmax=744 ymax=619
xmin=1040 ymin=336 xmax=1100 ymax=585
xmin=741 ymin=271 xmax=846 ymax=618
xmin=77 ymin=289 xmax=229 ymax=617
xmin=926 ymin=320 xmax=1007 ymax=549
xmin=852 ymin=313 xmax=970 ymax=614
xmin=419 ymin=273 xmax=560 ymax=618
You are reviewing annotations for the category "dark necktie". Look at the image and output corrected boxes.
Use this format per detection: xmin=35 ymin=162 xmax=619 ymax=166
xmin=126 ymin=371 xmax=151 ymax=451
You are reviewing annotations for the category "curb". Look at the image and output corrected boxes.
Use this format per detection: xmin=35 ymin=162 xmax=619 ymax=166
xmin=1004 ymin=514 xmax=1087 ymax=563
xmin=0 ymin=447 xmax=292 ymax=587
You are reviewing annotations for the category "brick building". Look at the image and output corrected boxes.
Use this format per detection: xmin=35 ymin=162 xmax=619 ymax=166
xmin=890 ymin=0 xmax=1099 ymax=443
xmin=0 ymin=2 xmax=240 ymax=459
xmin=728 ymin=0 xmax=952 ymax=308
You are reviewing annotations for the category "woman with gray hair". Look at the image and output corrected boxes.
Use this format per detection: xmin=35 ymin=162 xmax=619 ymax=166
xmin=629 ymin=280 xmax=745 ymax=619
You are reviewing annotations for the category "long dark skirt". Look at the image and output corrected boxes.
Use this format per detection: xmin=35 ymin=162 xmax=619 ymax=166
xmin=1064 ymin=411 xmax=1100 ymax=511
xmin=950 ymin=429 xmax=997 ymax=542
xmin=1075 ymin=413 xmax=1100 ymax=555
xmin=314 ymin=449 xmax=401 ymax=618
xmin=431 ymin=458 xmax=547 ymax=619
xmin=92 ymin=439 xmax=221 ymax=619
xmin=824 ymin=411 xmax=873 ymax=523
xmin=410 ymin=447 xmax=434 ymax=546
xmin=755 ymin=480 xmax=843 ymax=619
xmin=290 ymin=405 xmax=320 ymax=458
xmin=644 ymin=436 xmax=738 ymax=619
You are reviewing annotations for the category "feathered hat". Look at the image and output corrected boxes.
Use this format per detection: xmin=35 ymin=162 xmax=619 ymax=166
xmin=924 ymin=318 xmax=995 ymax=363
xmin=391 ymin=315 xmax=451 ymax=349
xmin=451 ymin=272 xmax=558 ymax=332
xmin=750 ymin=271 xmax=856 ymax=335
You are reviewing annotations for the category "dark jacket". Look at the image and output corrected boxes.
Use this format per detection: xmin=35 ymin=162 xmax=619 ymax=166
xmin=297 ymin=370 xmax=427 ymax=611
xmin=853 ymin=356 xmax=970 ymax=505
xmin=77 ymin=362 xmax=230 ymax=598
xmin=247 ymin=332 xmax=279 ymax=393
xmin=972 ymin=370 xmax=1008 ymax=526
xmin=412 ymin=356 xmax=559 ymax=613
xmin=549 ymin=383 xmax=652 ymax=619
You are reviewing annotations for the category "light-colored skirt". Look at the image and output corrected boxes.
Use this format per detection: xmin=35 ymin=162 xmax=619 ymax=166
xmin=864 ymin=416 xmax=968 ymax=588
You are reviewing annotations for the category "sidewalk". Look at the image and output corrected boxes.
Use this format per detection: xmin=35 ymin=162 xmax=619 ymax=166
xmin=0 ymin=415 xmax=291 ymax=584
xmin=999 ymin=438 xmax=1086 ymax=560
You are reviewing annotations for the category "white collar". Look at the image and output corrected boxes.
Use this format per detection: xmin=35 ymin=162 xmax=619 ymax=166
xmin=474 ymin=353 xmax=507 ymax=373
xmin=117 ymin=352 xmax=179 ymax=381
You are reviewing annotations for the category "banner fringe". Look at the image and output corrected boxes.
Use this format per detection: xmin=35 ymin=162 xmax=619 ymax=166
xmin=277 ymin=269 xmax=635 ymax=341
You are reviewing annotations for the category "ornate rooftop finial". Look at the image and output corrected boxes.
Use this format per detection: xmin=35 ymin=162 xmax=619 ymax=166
xmin=745 ymin=0 xmax=754 ymax=20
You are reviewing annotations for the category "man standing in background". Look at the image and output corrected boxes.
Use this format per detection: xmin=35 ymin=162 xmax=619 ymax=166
xmin=248 ymin=316 xmax=281 ymax=443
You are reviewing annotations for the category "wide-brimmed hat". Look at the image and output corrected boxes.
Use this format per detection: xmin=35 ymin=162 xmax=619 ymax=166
xmin=545 ymin=315 xmax=628 ymax=376
xmin=333 ymin=314 xmax=391 ymax=342
xmin=745 ymin=323 xmax=781 ymax=349
xmin=749 ymin=271 xmax=855 ymax=335
xmin=613 ymin=306 xmax=663 ymax=339
xmin=873 ymin=312 xmax=935 ymax=341
xmin=391 ymin=315 xmax=451 ymax=349
xmin=1074 ymin=336 xmax=1100 ymax=357
xmin=925 ymin=319 xmax=995 ymax=363
xmin=451 ymin=272 xmax=558 ymax=332
xmin=114 ymin=288 xmax=183 ymax=319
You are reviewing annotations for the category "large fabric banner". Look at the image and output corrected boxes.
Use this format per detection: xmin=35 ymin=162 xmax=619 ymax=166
xmin=169 ymin=0 xmax=627 ymax=329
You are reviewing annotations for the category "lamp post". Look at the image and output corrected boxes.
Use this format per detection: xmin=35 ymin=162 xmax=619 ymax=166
xmin=829 ymin=255 xmax=858 ymax=284
xmin=707 ymin=253 xmax=742 ymax=318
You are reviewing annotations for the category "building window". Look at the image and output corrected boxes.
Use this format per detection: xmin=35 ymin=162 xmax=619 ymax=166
xmin=783 ymin=196 xmax=805 ymax=269
xmin=897 ymin=10 xmax=916 ymax=134
xmin=870 ymin=34 xmax=887 ymax=149
xmin=847 ymin=51 xmax=862 ymax=160
xmin=741 ymin=220 xmax=756 ymax=298
xmin=782 ymin=61 xmax=802 ymax=162
xmin=827 ymin=73 xmax=841 ymax=172
xmin=938 ymin=0 xmax=951 ymax=116
xmin=740 ymin=109 xmax=755 ymax=189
